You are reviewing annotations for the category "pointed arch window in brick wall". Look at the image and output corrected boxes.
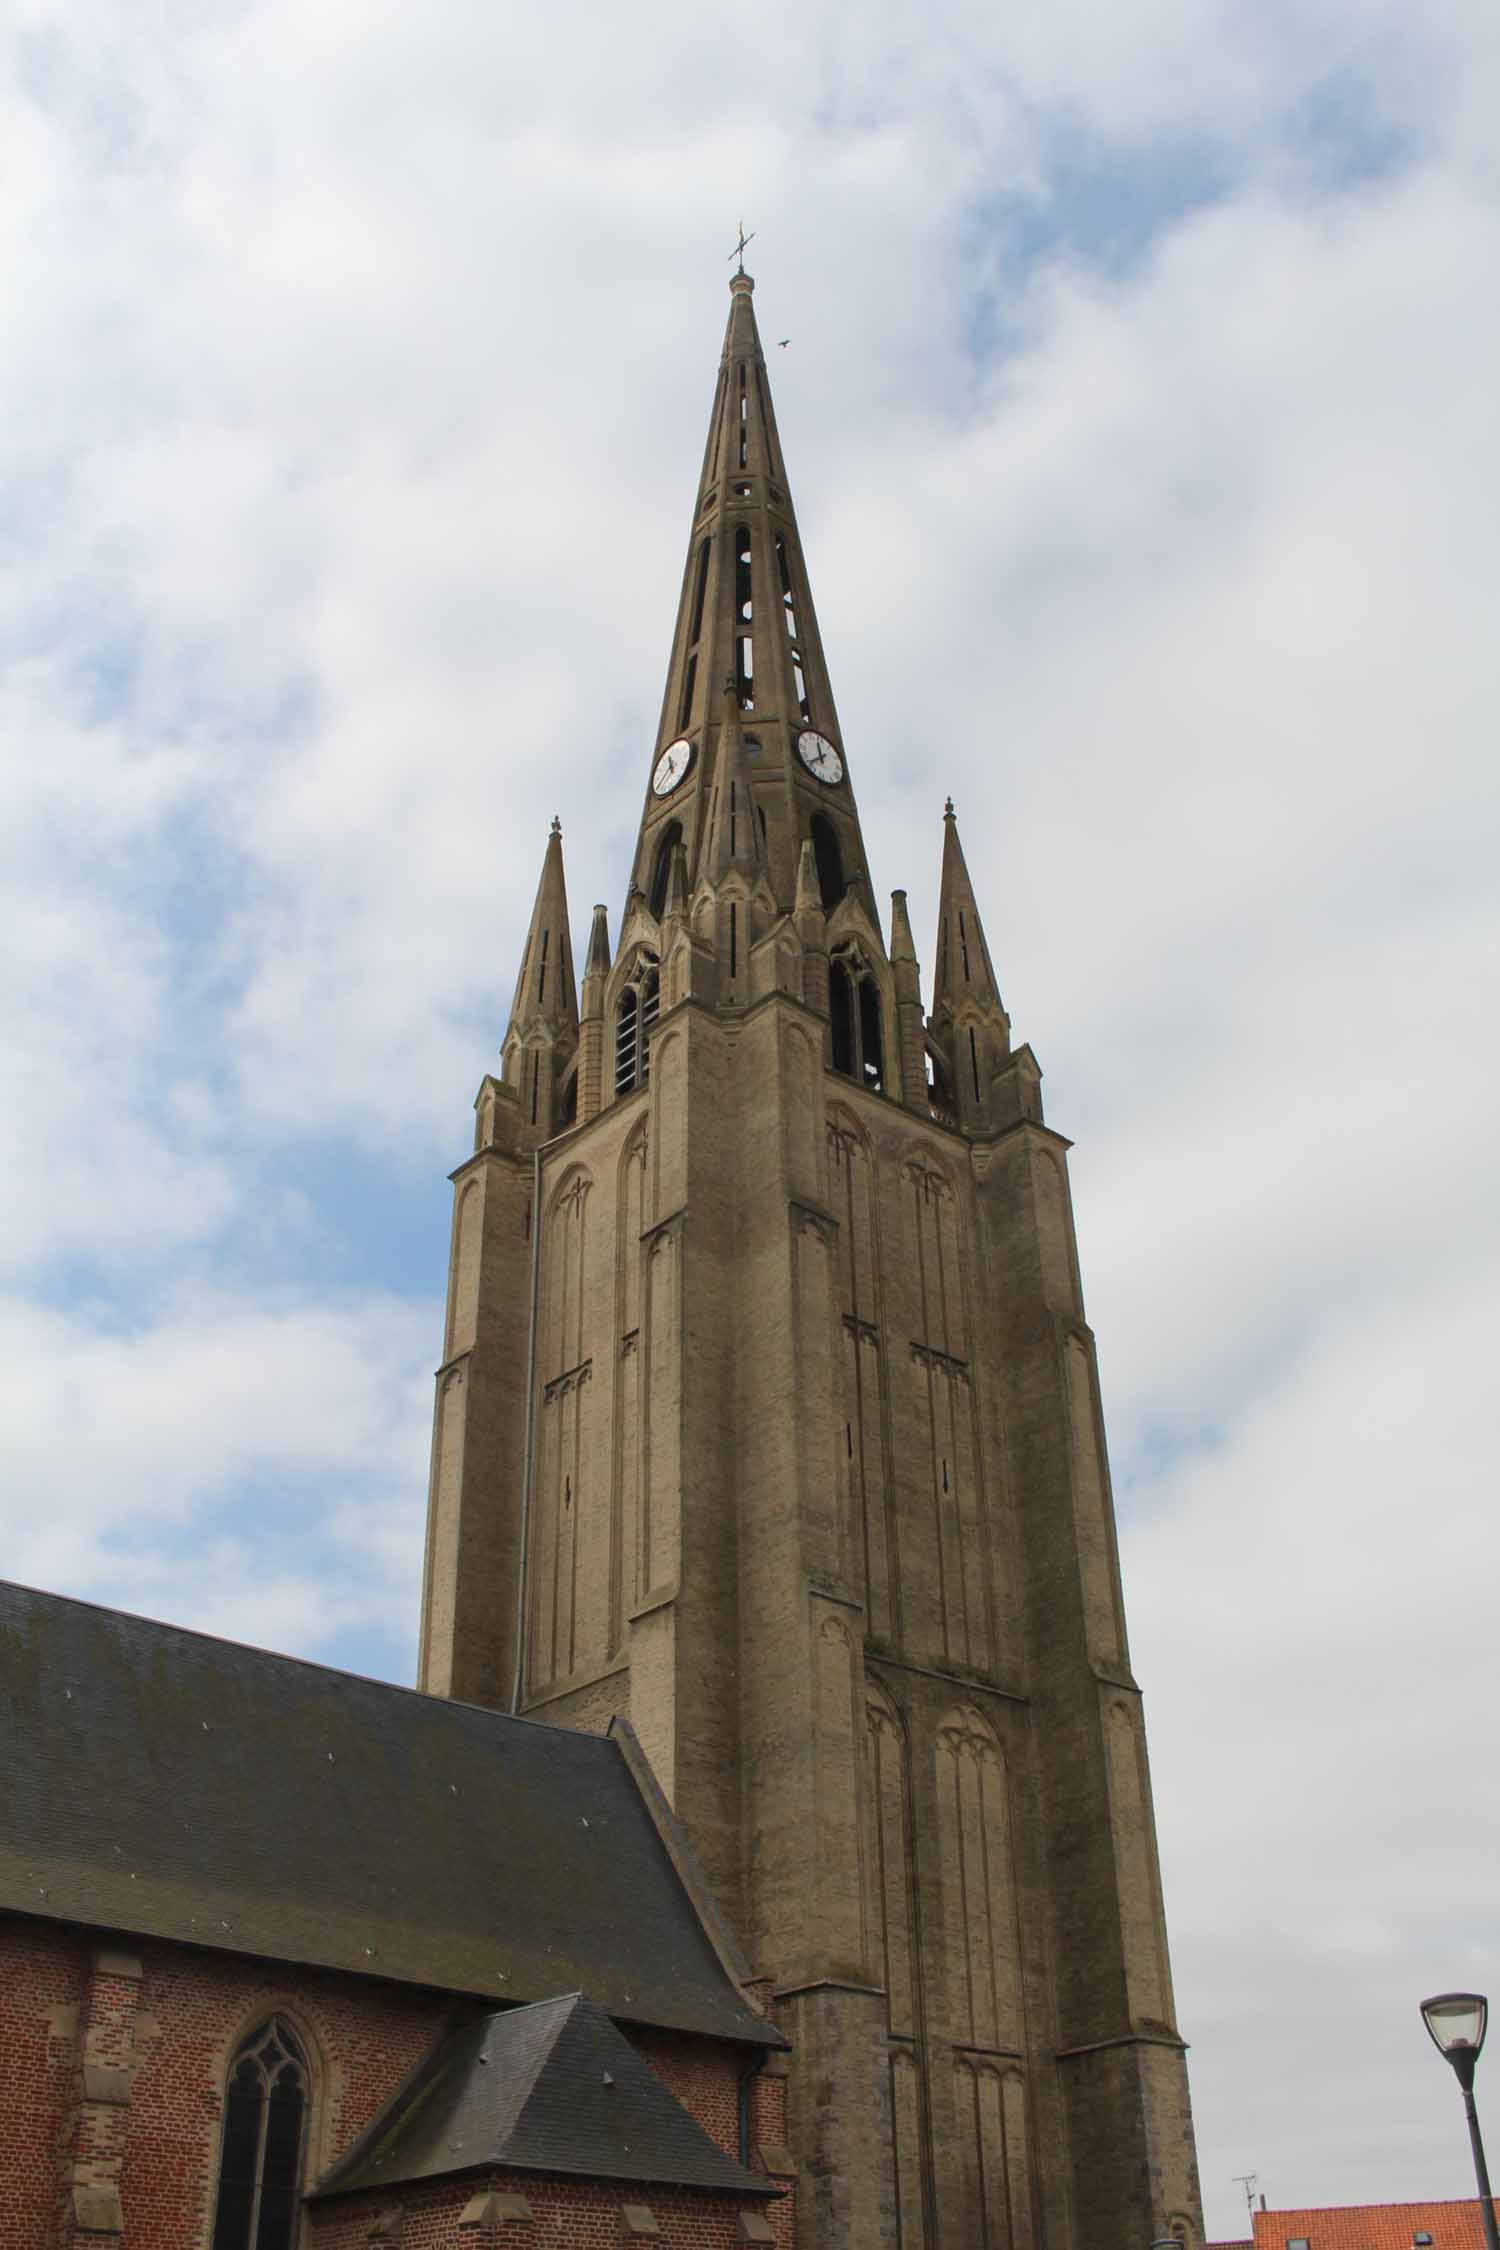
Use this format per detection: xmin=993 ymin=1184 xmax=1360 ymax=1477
xmin=211 ymin=2018 xmax=309 ymax=2250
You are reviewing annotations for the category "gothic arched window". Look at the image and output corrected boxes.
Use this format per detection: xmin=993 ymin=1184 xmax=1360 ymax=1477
xmin=211 ymin=2018 xmax=309 ymax=2250
xmin=811 ymin=815 xmax=844 ymax=911
xmin=615 ymin=965 xmax=660 ymax=1098
xmin=829 ymin=952 xmax=885 ymax=1094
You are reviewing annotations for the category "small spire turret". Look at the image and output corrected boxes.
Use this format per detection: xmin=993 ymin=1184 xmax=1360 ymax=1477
xmin=575 ymin=902 xmax=611 ymax=1125
xmin=583 ymin=901 xmax=611 ymax=987
xmin=889 ymin=888 xmax=928 ymax=1116
xmin=502 ymin=818 xmax=578 ymax=1136
xmin=931 ymin=801 xmax=1010 ymax=1133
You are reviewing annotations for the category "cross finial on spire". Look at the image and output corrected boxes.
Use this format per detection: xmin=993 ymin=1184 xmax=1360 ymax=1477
xmin=728 ymin=220 xmax=755 ymax=275
xmin=944 ymin=797 xmax=955 ymax=819
xmin=551 ymin=814 xmax=562 ymax=835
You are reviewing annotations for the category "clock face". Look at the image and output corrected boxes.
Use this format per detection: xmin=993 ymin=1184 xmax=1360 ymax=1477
xmin=652 ymin=738 xmax=694 ymax=797
xmin=797 ymin=729 xmax=844 ymax=785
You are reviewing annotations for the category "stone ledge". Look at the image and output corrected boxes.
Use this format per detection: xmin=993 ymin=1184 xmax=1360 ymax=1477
xmin=757 ymin=2143 xmax=798 ymax=2178
xmin=92 ymin=1948 xmax=143 ymax=1981
xmin=459 ymin=2190 xmax=532 ymax=2229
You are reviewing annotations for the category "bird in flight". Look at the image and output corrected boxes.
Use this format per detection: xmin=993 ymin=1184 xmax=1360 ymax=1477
xmin=778 ymin=338 xmax=790 ymax=347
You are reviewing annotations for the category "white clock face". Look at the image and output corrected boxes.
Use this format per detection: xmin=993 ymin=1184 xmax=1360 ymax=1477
xmin=652 ymin=738 xmax=694 ymax=797
xmin=797 ymin=729 xmax=844 ymax=785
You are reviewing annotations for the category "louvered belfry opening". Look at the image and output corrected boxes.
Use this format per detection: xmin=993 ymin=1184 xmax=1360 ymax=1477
xmin=829 ymin=947 xmax=885 ymax=1093
xmin=615 ymin=966 xmax=660 ymax=1098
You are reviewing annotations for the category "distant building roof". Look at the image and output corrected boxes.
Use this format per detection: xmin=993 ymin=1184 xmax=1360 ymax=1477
xmin=1208 ymin=2202 xmax=1500 ymax=2250
xmin=0 ymin=1580 xmax=780 ymax=2048
xmin=311 ymin=1991 xmax=778 ymax=2200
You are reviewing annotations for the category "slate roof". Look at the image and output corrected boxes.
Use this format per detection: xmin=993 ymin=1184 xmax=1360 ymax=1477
xmin=1231 ymin=2204 xmax=1500 ymax=2250
xmin=0 ymin=1580 xmax=779 ymax=2047
xmin=311 ymin=1992 xmax=778 ymax=2199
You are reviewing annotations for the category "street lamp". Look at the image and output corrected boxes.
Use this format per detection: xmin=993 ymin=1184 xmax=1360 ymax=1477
xmin=1421 ymin=1992 xmax=1500 ymax=2250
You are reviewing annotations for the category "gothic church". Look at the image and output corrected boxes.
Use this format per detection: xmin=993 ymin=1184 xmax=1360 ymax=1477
xmin=0 ymin=269 xmax=1203 ymax=2250
xmin=418 ymin=267 xmax=1204 ymax=2249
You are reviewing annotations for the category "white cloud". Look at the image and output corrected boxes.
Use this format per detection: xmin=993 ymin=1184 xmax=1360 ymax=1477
xmin=0 ymin=1284 xmax=430 ymax=1659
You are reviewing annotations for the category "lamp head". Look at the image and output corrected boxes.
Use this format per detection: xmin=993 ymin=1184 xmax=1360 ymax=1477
xmin=1422 ymin=1993 xmax=1489 ymax=2091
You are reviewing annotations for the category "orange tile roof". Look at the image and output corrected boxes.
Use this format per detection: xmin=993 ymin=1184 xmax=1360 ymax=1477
xmin=1224 ymin=2201 xmax=1500 ymax=2250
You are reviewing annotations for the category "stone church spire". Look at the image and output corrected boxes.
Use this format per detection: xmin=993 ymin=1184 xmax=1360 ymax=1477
xmin=500 ymin=817 xmax=578 ymax=1135
xmin=628 ymin=267 xmax=876 ymax=923
xmin=931 ymin=798 xmax=1011 ymax=1132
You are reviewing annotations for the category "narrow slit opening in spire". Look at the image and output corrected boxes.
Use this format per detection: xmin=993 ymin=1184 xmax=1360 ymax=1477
xmin=734 ymin=524 xmax=755 ymax=709
xmin=708 ymin=371 xmax=725 ymax=481
xmin=776 ymin=536 xmax=798 ymax=638
xmin=792 ymin=658 xmax=809 ymax=723
xmin=689 ymin=537 xmax=711 ymax=645
xmin=738 ymin=365 xmax=748 ymax=469
xmin=959 ymin=911 xmax=971 ymax=981
xmin=735 ymin=525 xmax=753 ymax=621
xmin=679 ymin=653 xmax=697 ymax=730
xmin=969 ymin=1025 xmax=981 ymax=1101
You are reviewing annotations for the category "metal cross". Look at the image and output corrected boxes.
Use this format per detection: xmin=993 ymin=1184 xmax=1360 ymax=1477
xmin=728 ymin=221 xmax=756 ymax=272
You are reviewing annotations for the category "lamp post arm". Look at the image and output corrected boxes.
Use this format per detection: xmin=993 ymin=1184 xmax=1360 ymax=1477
xmin=1461 ymin=2083 xmax=1500 ymax=2250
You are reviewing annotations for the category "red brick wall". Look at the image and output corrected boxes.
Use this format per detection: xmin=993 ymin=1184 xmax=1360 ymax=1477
xmin=0 ymin=1922 xmax=87 ymax=2250
xmin=0 ymin=1915 xmax=793 ymax=2250
xmin=117 ymin=1938 xmax=453 ymax=2242
xmin=308 ymin=2170 xmax=787 ymax=2248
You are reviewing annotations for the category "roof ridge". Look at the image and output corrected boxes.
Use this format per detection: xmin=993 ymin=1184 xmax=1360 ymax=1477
xmin=0 ymin=1576 xmax=581 ymax=1738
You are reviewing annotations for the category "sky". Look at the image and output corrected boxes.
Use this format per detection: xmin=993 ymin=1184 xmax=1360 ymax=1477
xmin=3 ymin=0 xmax=1498 ymax=2234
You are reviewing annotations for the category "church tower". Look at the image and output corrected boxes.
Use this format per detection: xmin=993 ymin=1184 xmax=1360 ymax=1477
xmin=418 ymin=269 xmax=1203 ymax=2250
